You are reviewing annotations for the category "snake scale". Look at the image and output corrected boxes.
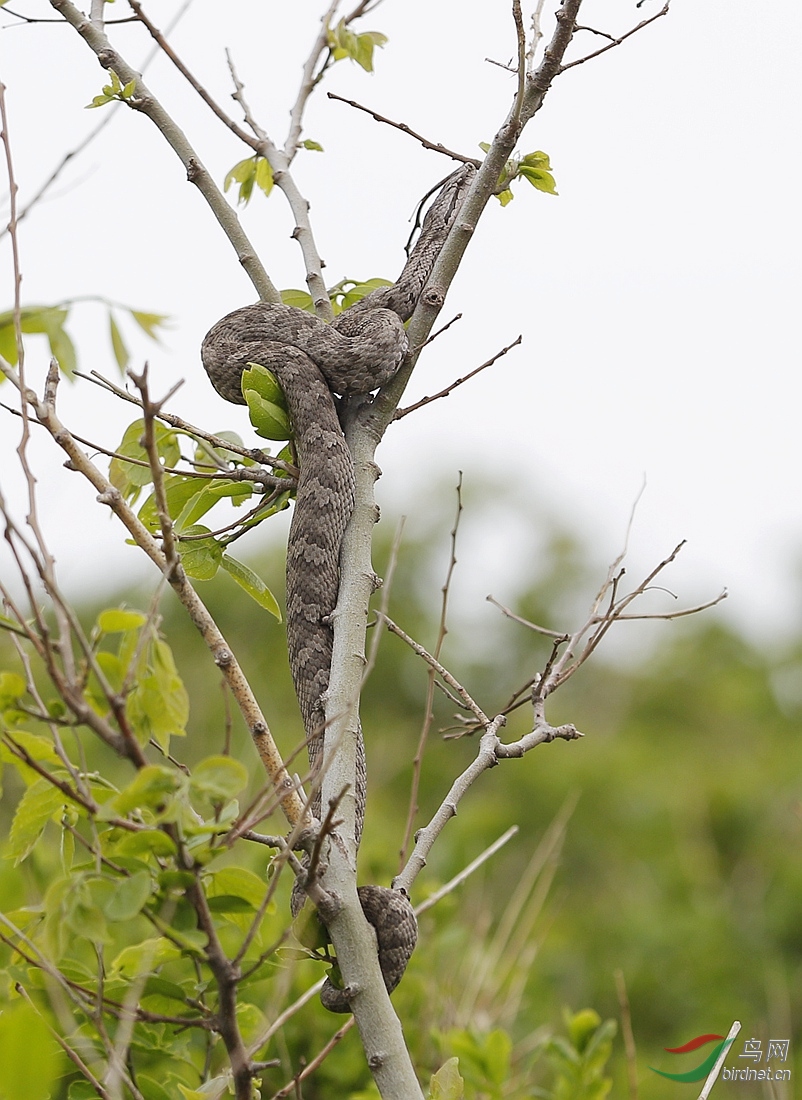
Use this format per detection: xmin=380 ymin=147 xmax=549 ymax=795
xmin=201 ymin=165 xmax=473 ymax=1011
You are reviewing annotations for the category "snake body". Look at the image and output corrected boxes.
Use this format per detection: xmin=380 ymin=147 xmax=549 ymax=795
xmin=201 ymin=166 xmax=473 ymax=1010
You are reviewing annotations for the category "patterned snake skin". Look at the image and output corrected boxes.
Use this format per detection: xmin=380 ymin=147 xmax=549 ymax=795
xmin=201 ymin=166 xmax=474 ymax=1010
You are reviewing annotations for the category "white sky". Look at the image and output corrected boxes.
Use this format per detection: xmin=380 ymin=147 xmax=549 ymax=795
xmin=0 ymin=0 xmax=800 ymax=644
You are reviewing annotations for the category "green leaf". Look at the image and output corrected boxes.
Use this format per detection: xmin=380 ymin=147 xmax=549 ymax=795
xmin=327 ymin=19 xmax=387 ymax=72
xmin=64 ymin=875 xmax=111 ymax=944
xmin=567 ymin=1007 xmax=602 ymax=1051
xmin=243 ymin=389 xmax=293 ymax=441
xmin=130 ymin=1081 xmax=173 ymax=1100
xmin=110 ymin=936 xmax=182 ymax=979
xmin=279 ymin=288 xmax=315 ymax=313
xmin=241 ymin=362 xmax=288 ymax=408
xmin=255 ymin=155 xmax=274 ymax=197
xmin=0 ymin=670 xmax=26 ymax=708
xmin=7 ymin=778 xmax=69 ymax=864
xmin=96 ymin=607 xmax=147 ymax=634
xmin=130 ymin=309 xmax=169 ymax=341
xmin=122 ymin=77 xmax=137 ymax=99
xmin=109 ymin=419 xmax=180 ymax=501
xmin=483 ymin=1029 xmax=512 ymax=1086
xmin=86 ymin=92 xmax=113 ymax=109
xmin=0 ymin=1000 xmax=62 ymax=1100
xmin=177 ymin=1079 xmax=231 ymax=1100
xmin=301 ymin=139 xmax=324 ymax=151
xmin=0 ymin=612 xmax=27 ymax=637
xmin=178 ymin=481 xmax=252 ymax=531
xmin=107 ymin=764 xmax=182 ymax=816
xmin=104 ymin=869 xmax=152 ymax=920
xmin=69 ymin=1082 xmax=102 ymax=1100
xmin=127 ymin=638 xmax=190 ymax=750
xmin=106 ymin=827 xmax=177 ymax=860
xmin=220 ymin=555 xmax=282 ymax=618
xmin=497 ymin=188 xmax=514 ymax=206
xmin=224 ymin=156 xmax=270 ymax=206
xmin=178 ymin=524 xmax=224 ymax=580
xmin=207 ymin=894 xmax=255 ymax=914
xmin=518 ymin=164 xmax=558 ymax=194
xmin=109 ymin=311 xmax=130 ymax=371
xmin=522 ymin=149 xmax=552 ymax=169
xmin=189 ymin=754 xmax=249 ymax=804
xmin=206 ymin=866 xmax=267 ymax=909
xmin=429 ymin=1057 xmax=465 ymax=1100
xmin=293 ymin=903 xmax=328 ymax=952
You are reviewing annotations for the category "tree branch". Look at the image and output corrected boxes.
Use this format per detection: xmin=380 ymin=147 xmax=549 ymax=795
xmin=49 ymin=0 xmax=278 ymax=301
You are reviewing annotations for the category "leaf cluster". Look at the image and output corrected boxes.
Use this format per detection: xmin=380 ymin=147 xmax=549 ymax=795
xmin=479 ymin=145 xmax=559 ymax=206
xmin=327 ymin=18 xmax=388 ymax=73
xmin=85 ymin=68 xmax=136 ymax=109
xmin=109 ymin=419 xmax=287 ymax=615
xmin=0 ymin=300 xmax=167 ymax=380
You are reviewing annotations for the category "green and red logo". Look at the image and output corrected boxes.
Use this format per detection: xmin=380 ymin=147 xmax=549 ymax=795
xmin=651 ymin=1022 xmax=741 ymax=1097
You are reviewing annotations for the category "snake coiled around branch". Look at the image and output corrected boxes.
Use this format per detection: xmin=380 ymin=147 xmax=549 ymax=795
xmin=201 ymin=165 xmax=473 ymax=1011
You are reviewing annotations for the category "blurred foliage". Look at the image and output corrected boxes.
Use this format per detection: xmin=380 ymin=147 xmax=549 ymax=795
xmin=0 ymin=494 xmax=799 ymax=1097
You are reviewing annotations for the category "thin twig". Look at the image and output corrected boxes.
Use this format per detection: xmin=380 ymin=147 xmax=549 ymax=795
xmin=399 ymin=476 xmax=463 ymax=866
xmin=395 ymin=335 xmax=521 ymax=420
xmin=267 ymin=1020 xmax=356 ymax=1099
xmin=0 ymin=1 xmax=195 ymax=237
xmin=415 ymin=826 xmax=519 ymax=916
xmin=326 ymin=92 xmax=479 ymax=167
xmin=383 ymin=615 xmax=490 ymax=728
xmin=560 ymin=2 xmax=670 ymax=71
xmin=49 ymin=0 xmax=277 ymax=301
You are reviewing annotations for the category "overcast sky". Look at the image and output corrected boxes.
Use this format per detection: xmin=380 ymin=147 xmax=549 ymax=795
xmin=0 ymin=0 xmax=800 ymax=646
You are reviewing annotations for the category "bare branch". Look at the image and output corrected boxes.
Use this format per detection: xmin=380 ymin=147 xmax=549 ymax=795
xmin=226 ymin=56 xmax=333 ymax=321
xmin=560 ymin=2 xmax=670 ymax=72
xmin=383 ymin=614 xmax=490 ymax=728
xmin=327 ymin=91 xmax=480 ymax=167
xmin=49 ymin=0 xmax=278 ymax=301
xmin=285 ymin=0 xmax=340 ymax=157
xmin=0 ymin=1 xmax=195 ymax=238
xmin=399 ymin=476 xmax=464 ymax=866
xmin=395 ymin=335 xmax=522 ymax=420
xmin=415 ymin=825 xmax=519 ymax=916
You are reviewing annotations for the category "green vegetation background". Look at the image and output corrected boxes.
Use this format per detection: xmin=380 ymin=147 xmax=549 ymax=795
xmin=1 ymin=490 xmax=799 ymax=1098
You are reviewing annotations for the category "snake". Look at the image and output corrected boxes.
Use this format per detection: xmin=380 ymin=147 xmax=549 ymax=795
xmin=201 ymin=165 xmax=474 ymax=1011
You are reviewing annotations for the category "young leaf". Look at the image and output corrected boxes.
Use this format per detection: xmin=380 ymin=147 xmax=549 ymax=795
xmin=7 ymin=778 xmax=70 ymax=864
xmin=280 ymin=288 xmax=315 ymax=313
xmin=106 ymin=765 xmax=183 ymax=817
xmin=242 ymin=388 xmax=293 ymax=441
xmin=254 ymin=155 xmax=274 ymax=197
xmin=109 ymin=419 xmax=180 ymax=501
xmin=301 ymin=139 xmax=324 ymax=151
xmin=130 ymin=309 xmax=169 ymax=341
xmin=189 ymin=754 xmax=248 ymax=804
xmin=127 ymin=638 xmax=190 ymax=750
xmin=177 ymin=525 xmax=224 ymax=580
xmin=0 ymin=1002 xmax=62 ymax=1100
xmin=109 ymin=311 xmax=130 ymax=371
xmin=96 ymin=607 xmax=147 ymax=634
xmin=206 ymin=866 xmax=268 ymax=910
xmin=86 ymin=92 xmax=113 ymax=109
xmin=518 ymin=165 xmax=558 ymax=194
xmin=102 ymin=869 xmax=152 ymax=921
xmin=429 ymin=1058 xmax=465 ymax=1100
xmin=221 ymin=555 xmax=282 ymax=619
xmin=241 ymin=362 xmax=287 ymax=406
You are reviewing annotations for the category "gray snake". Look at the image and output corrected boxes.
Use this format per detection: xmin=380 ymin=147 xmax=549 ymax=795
xmin=201 ymin=166 xmax=473 ymax=1010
